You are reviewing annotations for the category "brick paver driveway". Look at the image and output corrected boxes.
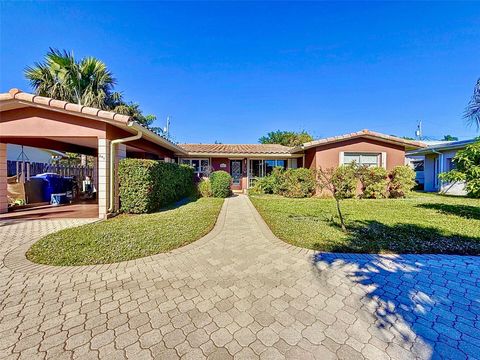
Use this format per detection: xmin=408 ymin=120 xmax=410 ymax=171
xmin=1 ymin=195 xmax=479 ymax=359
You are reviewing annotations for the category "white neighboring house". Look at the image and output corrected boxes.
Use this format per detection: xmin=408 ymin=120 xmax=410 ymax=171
xmin=7 ymin=144 xmax=65 ymax=164
xmin=407 ymin=139 xmax=477 ymax=195
xmin=405 ymin=141 xmax=451 ymax=189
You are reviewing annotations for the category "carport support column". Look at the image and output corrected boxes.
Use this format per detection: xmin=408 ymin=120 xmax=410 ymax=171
xmin=114 ymin=144 xmax=127 ymax=211
xmin=0 ymin=143 xmax=7 ymax=214
xmin=97 ymin=139 xmax=110 ymax=218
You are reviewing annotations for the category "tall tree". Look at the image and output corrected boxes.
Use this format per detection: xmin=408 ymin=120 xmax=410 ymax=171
xmin=465 ymin=78 xmax=480 ymax=130
xmin=442 ymin=135 xmax=459 ymax=141
xmin=25 ymin=48 xmax=158 ymax=129
xmin=25 ymin=48 xmax=115 ymax=108
xmin=259 ymin=130 xmax=313 ymax=147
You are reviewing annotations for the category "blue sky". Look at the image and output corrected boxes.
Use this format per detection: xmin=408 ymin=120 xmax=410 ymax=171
xmin=1 ymin=1 xmax=479 ymax=143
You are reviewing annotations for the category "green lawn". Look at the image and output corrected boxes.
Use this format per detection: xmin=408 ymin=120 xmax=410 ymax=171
xmin=27 ymin=197 xmax=224 ymax=266
xmin=250 ymin=192 xmax=480 ymax=255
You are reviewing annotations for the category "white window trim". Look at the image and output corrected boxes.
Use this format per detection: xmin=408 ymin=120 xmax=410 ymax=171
xmin=381 ymin=152 xmax=387 ymax=169
xmin=342 ymin=152 xmax=382 ymax=167
xmin=180 ymin=158 xmax=210 ymax=175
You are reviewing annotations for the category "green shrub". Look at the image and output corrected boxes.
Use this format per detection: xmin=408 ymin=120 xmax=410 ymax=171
xmin=332 ymin=164 xmax=357 ymax=199
xmin=250 ymin=167 xmax=286 ymax=194
xmin=118 ymin=159 xmax=194 ymax=214
xmin=389 ymin=165 xmax=416 ymax=198
xmin=198 ymin=179 xmax=212 ymax=197
xmin=282 ymin=168 xmax=316 ymax=198
xmin=210 ymin=171 xmax=232 ymax=198
xmin=357 ymin=166 xmax=388 ymax=199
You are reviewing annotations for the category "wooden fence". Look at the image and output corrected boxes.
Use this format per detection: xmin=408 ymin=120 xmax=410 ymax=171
xmin=7 ymin=161 xmax=94 ymax=183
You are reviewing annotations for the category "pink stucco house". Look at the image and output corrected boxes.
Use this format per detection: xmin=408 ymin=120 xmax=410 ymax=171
xmin=0 ymin=88 xmax=424 ymax=218
xmin=177 ymin=131 xmax=424 ymax=192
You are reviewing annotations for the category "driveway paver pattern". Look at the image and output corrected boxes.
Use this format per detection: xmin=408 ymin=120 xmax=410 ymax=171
xmin=0 ymin=195 xmax=479 ymax=359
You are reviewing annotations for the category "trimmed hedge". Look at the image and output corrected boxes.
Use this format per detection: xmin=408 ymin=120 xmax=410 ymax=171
xmin=118 ymin=159 xmax=194 ymax=214
xmin=210 ymin=171 xmax=232 ymax=198
xmin=388 ymin=165 xmax=417 ymax=198
xmin=357 ymin=165 xmax=389 ymax=199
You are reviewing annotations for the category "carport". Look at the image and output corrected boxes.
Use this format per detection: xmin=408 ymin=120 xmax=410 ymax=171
xmin=0 ymin=88 xmax=187 ymax=218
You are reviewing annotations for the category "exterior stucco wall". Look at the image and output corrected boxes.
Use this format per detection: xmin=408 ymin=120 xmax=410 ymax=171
xmin=0 ymin=107 xmax=107 ymax=138
xmin=211 ymin=158 xmax=230 ymax=173
xmin=304 ymin=149 xmax=316 ymax=170
xmin=106 ymin=125 xmax=175 ymax=159
xmin=305 ymin=138 xmax=405 ymax=170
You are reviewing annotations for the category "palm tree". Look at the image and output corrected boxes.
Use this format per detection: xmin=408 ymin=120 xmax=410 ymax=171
xmin=25 ymin=48 xmax=160 ymax=132
xmin=465 ymin=78 xmax=480 ymax=130
xmin=25 ymin=48 xmax=116 ymax=109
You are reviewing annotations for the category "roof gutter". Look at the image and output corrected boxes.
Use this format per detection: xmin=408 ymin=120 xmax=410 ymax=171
xmin=129 ymin=122 xmax=187 ymax=155
xmin=108 ymin=120 xmax=143 ymax=213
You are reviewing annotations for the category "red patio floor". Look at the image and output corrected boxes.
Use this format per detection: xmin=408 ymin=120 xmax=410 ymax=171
xmin=0 ymin=202 xmax=98 ymax=220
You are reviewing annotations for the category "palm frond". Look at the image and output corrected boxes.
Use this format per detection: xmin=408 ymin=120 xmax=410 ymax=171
xmin=464 ymin=78 xmax=480 ymax=131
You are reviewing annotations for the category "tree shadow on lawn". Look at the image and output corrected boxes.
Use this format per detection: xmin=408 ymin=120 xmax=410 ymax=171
xmin=416 ymin=203 xmax=480 ymax=221
xmin=311 ymin=222 xmax=480 ymax=359
xmin=316 ymin=220 xmax=480 ymax=255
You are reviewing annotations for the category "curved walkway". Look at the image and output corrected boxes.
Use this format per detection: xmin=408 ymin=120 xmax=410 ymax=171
xmin=0 ymin=195 xmax=479 ymax=359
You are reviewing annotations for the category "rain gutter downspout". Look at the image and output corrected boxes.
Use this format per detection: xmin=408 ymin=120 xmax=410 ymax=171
xmin=108 ymin=120 xmax=143 ymax=213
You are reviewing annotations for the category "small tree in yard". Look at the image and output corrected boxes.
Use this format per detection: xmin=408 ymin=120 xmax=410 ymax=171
xmin=316 ymin=167 xmax=354 ymax=232
xmin=439 ymin=140 xmax=480 ymax=198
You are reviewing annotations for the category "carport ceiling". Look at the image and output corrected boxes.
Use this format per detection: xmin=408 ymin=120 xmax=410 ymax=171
xmin=4 ymin=136 xmax=147 ymax=156
xmin=42 ymin=137 xmax=149 ymax=154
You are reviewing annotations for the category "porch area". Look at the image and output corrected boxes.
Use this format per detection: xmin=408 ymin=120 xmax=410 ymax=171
xmin=178 ymin=152 xmax=303 ymax=192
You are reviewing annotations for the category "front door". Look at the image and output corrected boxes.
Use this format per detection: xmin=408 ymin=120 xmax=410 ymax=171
xmin=230 ymin=160 xmax=242 ymax=186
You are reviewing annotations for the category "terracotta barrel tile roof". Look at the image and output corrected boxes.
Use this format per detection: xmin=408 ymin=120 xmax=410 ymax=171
xmin=2 ymin=88 xmax=132 ymax=124
xmin=179 ymin=143 xmax=293 ymax=154
xmin=1 ymin=88 xmax=185 ymax=153
xmin=299 ymin=129 xmax=426 ymax=150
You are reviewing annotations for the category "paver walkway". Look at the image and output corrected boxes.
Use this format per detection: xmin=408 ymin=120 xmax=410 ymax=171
xmin=0 ymin=195 xmax=479 ymax=360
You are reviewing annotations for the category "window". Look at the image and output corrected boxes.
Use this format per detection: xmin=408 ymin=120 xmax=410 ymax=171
xmin=181 ymin=158 xmax=210 ymax=175
xmin=265 ymin=159 xmax=286 ymax=175
xmin=343 ymin=153 xmax=380 ymax=167
xmin=249 ymin=159 xmax=288 ymax=178
xmin=412 ymin=160 xmax=424 ymax=172
xmin=446 ymin=158 xmax=455 ymax=172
